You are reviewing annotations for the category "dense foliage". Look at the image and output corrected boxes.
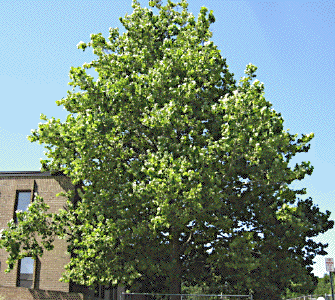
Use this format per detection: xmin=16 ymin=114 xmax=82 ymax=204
xmin=1 ymin=1 xmax=333 ymax=299
xmin=284 ymin=273 xmax=334 ymax=299
xmin=313 ymin=274 xmax=333 ymax=296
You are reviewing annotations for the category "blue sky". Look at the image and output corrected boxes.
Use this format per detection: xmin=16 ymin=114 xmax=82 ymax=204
xmin=0 ymin=0 xmax=334 ymax=278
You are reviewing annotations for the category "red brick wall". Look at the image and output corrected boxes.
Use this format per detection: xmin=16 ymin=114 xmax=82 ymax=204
xmin=0 ymin=174 xmax=74 ymax=292
xmin=0 ymin=286 xmax=84 ymax=300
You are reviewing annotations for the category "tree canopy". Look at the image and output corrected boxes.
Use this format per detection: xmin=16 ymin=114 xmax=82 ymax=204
xmin=313 ymin=274 xmax=333 ymax=296
xmin=0 ymin=0 xmax=333 ymax=299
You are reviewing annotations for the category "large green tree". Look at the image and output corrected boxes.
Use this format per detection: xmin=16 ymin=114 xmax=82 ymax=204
xmin=313 ymin=274 xmax=333 ymax=296
xmin=0 ymin=0 xmax=333 ymax=299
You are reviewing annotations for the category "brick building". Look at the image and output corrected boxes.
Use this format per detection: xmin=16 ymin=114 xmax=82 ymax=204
xmin=0 ymin=171 xmax=122 ymax=300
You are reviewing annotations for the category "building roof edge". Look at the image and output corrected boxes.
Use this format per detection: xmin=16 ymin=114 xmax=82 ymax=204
xmin=0 ymin=171 xmax=64 ymax=177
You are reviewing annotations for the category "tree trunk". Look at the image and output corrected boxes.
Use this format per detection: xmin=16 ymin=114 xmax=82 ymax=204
xmin=169 ymin=228 xmax=182 ymax=300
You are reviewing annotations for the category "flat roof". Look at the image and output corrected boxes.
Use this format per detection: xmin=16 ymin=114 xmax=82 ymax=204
xmin=0 ymin=171 xmax=64 ymax=177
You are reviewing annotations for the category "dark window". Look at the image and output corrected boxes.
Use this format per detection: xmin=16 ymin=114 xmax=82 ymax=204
xmin=17 ymin=257 xmax=34 ymax=288
xmin=14 ymin=191 xmax=31 ymax=222
xmin=93 ymin=284 xmax=108 ymax=299
xmin=111 ymin=285 xmax=118 ymax=300
xmin=94 ymin=283 xmax=100 ymax=297
xmin=101 ymin=285 xmax=105 ymax=298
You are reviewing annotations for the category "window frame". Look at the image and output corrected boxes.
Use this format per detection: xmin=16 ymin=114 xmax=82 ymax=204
xmin=16 ymin=257 xmax=34 ymax=288
xmin=13 ymin=190 xmax=32 ymax=223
